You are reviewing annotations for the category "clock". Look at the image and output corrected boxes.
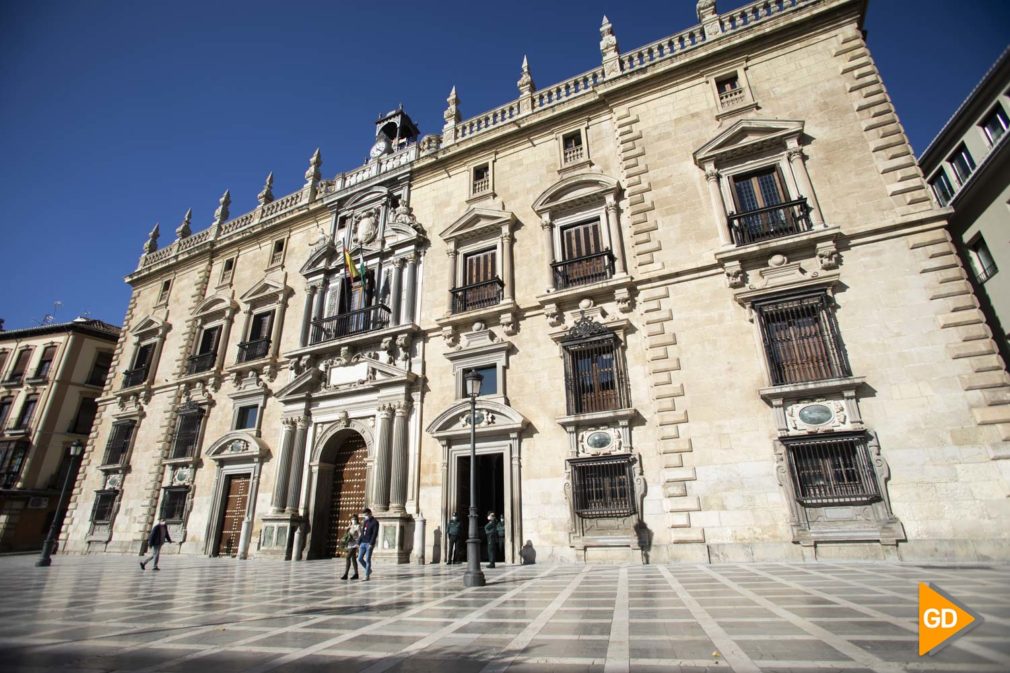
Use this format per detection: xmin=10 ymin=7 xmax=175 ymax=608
xmin=369 ymin=137 xmax=390 ymax=158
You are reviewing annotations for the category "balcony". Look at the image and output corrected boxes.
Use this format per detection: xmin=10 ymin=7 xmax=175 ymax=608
xmin=563 ymin=144 xmax=585 ymax=165
xmin=718 ymin=86 xmax=746 ymax=109
xmin=976 ymin=262 xmax=998 ymax=284
xmin=187 ymin=351 xmax=217 ymax=374
xmin=310 ymin=305 xmax=392 ymax=345
xmin=728 ymin=198 xmax=812 ymax=246
xmin=2 ymin=374 xmax=24 ymax=386
xmin=122 ymin=366 xmax=148 ymax=389
xmin=237 ymin=338 xmax=271 ymax=363
xmin=451 ymin=278 xmax=504 ymax=314
xmin=552 ymin=250 xmax=615 ymax=290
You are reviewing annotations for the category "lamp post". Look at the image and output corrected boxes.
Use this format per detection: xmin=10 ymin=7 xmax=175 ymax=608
xmin=463 ymin=369 xmax=486 ymax=587
xmin=37 ymin=439 xmax=84 ymax=567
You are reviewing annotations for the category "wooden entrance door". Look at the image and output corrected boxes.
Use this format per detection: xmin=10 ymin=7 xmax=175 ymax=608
xmin=216 ymin=474 xmax=250 ymax=557
xmin=325 ymin=435 xmax=368 ymax=558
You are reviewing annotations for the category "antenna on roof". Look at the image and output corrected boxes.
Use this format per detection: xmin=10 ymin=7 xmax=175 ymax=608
xmin=38 ymin=300 xmax=62 ymax=326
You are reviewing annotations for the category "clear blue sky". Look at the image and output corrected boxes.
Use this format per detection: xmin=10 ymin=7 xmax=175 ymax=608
xmin=1 ymin=1 xmax=1007 ymax=329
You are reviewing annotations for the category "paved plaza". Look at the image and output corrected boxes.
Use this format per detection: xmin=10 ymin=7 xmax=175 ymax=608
xmin=0 ymin=555 xmax=1008 ymax=673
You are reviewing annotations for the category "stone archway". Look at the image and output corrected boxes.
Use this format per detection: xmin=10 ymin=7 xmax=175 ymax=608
xmin=307 ymin=428 xmax=369 ymax=559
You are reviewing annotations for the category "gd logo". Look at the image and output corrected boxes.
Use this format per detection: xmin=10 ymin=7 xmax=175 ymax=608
xmin=918 ymin=582 xmax=984 ymax=656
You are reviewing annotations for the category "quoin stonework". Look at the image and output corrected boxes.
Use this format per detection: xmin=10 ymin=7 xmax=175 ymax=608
xmin=62 ymin=0 xmax=1010 ymax=564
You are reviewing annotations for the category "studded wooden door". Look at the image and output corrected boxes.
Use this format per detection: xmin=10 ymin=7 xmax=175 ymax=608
xmin=216 ymin=474 xmax=249 ymax=557
xmin=325 ymin=435 xmax=368 ymax=558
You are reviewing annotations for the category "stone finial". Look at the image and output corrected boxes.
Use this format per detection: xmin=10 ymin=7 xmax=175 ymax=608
xmin=600 ymin=16 xmax=620 ymax=78
xmin=213 ymin=189 xmax=231 ymax=226
xmin=697 ymin=0 xmax=721 ymax=37
xmin=517 ymin=55 xmax=535 ymax=95
xmin=175 ymin=208 xmax=192 ymax=239
xmin=304 ymin=148 xmax=322 ymax=185
xmin=257 ymin=172 xmax=274 ymax=205
xmin=443 ymin=86 xmax=460 ymax=125
xmin=143 ymin=223 xmax=160 ymax=254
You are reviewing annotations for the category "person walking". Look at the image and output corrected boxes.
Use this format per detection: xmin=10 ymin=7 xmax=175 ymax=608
xmin=340 ymin=514 xmax=362 ymax=580
xmin=484 ymin=512 xmax=498 ymax=569
xmin=446 ymin=512 xmax=461 ymax=565
xmin=140 ymin=519 xmax=172 ymax=571
xmin=357 ymin=508 xmax=379 ymax=581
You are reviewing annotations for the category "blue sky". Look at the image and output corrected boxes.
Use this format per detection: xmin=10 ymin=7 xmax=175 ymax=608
xmin=1 ymin=1 xmax=1007 ymax=329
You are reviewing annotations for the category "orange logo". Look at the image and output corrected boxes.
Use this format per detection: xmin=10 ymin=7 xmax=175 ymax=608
xmin=918 ymin=582 xmax=983 ymax=656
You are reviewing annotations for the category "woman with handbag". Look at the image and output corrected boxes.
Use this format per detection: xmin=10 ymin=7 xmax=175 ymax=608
xmin=339 ymin=514 xmax=362 ymax=580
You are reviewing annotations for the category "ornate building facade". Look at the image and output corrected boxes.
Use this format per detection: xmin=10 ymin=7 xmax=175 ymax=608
xmin=63 ymin=0 xmax=1010 ymax=563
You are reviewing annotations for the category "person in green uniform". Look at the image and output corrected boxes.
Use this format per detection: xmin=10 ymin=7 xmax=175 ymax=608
xmin=484 ymin=512 xmax=498 ymax=568
xmin=496 ymin=514 xmax=505 ymax=564
xmin=446 ymin=513 xmax=461 ymax=564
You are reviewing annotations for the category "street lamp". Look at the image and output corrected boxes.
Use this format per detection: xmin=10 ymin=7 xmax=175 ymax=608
xmin=37 ymin=439 xmax=85 ymax=567
xmin=463 ymin=369 xmax=486 ymax=587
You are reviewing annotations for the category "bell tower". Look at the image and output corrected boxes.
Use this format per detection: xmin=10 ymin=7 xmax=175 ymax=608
xmin=369 ymin=107 xmax=420 ymax=159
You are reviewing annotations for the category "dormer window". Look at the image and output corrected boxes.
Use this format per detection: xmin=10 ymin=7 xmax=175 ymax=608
xmin=157 ymin=280 xmax=172 ymax=305
xmin=471 ymin=163 xmax=491 ymax=196
xmin=562 ymin=131 xmax=585 ymax=165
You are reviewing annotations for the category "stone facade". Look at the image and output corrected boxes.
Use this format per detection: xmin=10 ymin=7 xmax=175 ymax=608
xmin=62 ymin=0 xmax=1010 ymax=564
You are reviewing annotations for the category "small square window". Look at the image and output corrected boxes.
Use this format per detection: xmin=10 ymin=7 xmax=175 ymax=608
xmin=235 ymin=405 xmax=259 ymax=431
xmin=462 ymin=365 xmax=497 ymax=397
xmin=980 ymin=104 xmax=1009 ymax=146
xmin=471 ymin=164 xmax=491 ymax=195
xmin=270 ymin=240 xmax=286 ymax=266
xmin=561 ymin=131 xmax=585 ymax=165
xmin=157 ymin=280 xmax=172 ymax=305
xmin=220 ymin=258 xmax=235 ymax=285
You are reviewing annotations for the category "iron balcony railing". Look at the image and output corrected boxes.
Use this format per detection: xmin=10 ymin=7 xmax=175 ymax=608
xmin=2 ymin=373 xmax=25 ymax=385
xmin=122 ymin=366 xmax=148 ymax=388
xmin=976 ymin=262 xmax=998 ymax=284
xmin=553 ymin=250 xmax=615 ymax=290
xmin=451 ymin=278 xmax=504 ymax=314
xmin=187 ymin=351 xmax=217 ymax=374
xmin=728 ymin=197 xmax=812 ymax=246
xmin=569 ymin=455 xmax=636 ymax=518
xmin=785 ymin=434 xmax=880 ymax=506
xmin=310 ymin=304 xmax=391 ymax=345
xmin=237 ymin=338 xmax=271 ymax=363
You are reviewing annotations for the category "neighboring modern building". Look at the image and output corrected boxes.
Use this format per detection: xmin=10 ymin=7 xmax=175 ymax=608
xmin=63 ymin=0 xmax=1010 ymax=564
xmin=0 ymin=318 xmax=119 ymax=552
xmin=919 ymin=47 xmax=1010 ymax=352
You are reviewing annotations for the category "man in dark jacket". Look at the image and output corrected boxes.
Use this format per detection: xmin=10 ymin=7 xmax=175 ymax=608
xmin=446 ymin=513 xmax=461 ymax=564
xmin=140 ymin=519 xmax=172 ymax=571
xmin=484 ymin=512 xmax=498 ymax=569
xmin=357 ymin=508 xmax=379 ymax=581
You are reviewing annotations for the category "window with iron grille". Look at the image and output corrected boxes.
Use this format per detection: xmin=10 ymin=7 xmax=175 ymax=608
xmin=968 ymin=235 xmax=998 ymax=284
xmin=103 ymin=420 xmax=136 ymax=466
xmin=69 ymin=397 xmax=98 ymax=435
xmin=569 ymin=455 xmax=636 ymax=518
xmin=755 ymin=293 xmax=851 ymax=385
xmin=171 ymin=407 xmax=204 ymax=459
xmin=561 ymin=317 xmax=631 ymax=415
xmin=784 ymin=433 xmax=880 ymax=505
xmin=91 ymin=490 xmax=117 ymax=524
xmin=160 ymin=487 xmax=188 ymax=522
xmin=270 ymin=239 xmax=286 ymax=266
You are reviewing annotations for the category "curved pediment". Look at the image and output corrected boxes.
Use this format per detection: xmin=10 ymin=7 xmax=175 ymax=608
xmin=531 ymin=173 xmax=620 ymax=215
xmin=195 ymin=292 xmax=236 ymax=318
xmin=205 ymin=431 xmax=270 ymax=462
xmin=694 ymin=118 xmax=804 ymax=167
xmin=426 ymin=398 xmax=528 ymax=440
xmin=300 ymin=239 xmax=336 ymax=275
xmin=439 ymin=206 xmax=515 ymax=244
xmin=343 ymin=185 xmax=390 ymax=210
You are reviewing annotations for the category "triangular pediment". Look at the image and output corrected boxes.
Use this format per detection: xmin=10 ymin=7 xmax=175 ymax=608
xmin=353 ymin=354 xmax=416 ymax=382
xmin=276 ymin=367 xmax=322 ymax=401
xmin=439 ymin=206 xmax=514 ymax=243
xmin=132 ymin=314 xmax=167 ymax=338
xmin=694 ymin=119 xmax=804 ymax=166
xmin=240 ymin=274 xmax=290 ymax=304
xmin=195 ymin=292 xmax=236 ymax=318
xmin=532 ymin=173 xmax=619 ymax=215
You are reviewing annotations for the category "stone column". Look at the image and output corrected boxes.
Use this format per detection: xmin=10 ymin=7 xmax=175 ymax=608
xmin=604 ymin=195 xmax=626 ymax=275
xmin=312 ymin=280 xmax=327 ymax=322
xmin=446 ymin=246 xmax=458 ymax=313
xmin=271 ymin=419 xmax=297 ymax=512
xmin=285 ymin=417 xmax=309 ymax=514
xmin=371 ymin=405 xmax=394 ymax=511
xmin=541 ymin=215 xmax=555 ymax=291
xmin=217 ymin=307 xmax=236 ymax=370
xmin=704 ymin=164 xmax=732 ymax=247
xmin=300 ymin=285 xmax=318 ymax=347
xmin=389 ymin=258 xmax=404 ymax=326
xmin=786 ymin=144 xmax=824 ymax=226
xmin=402 ymin=254 xmax=418 ymax=324
xmin=501 ymin=229 xmax=515 ymax=302
xmin=388 ymin=402 xmax=410 ymax=513
xmin=269 ymin=290 xmax=288 ymax=360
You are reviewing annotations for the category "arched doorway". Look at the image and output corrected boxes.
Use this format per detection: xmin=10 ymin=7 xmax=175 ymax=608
xmin=314 ymin=432 xmax=368 ymax=559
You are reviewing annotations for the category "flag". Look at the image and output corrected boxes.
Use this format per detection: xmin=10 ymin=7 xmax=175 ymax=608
xmin=357 ymin=249 xmax=369 ymax=292
xmin=343 ymin=246 xmax=358 ymax=281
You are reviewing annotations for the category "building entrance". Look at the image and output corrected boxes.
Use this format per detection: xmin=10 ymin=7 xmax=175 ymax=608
xmin=454 ymin=453 xmax=505 ymax=563
xmin=323 ymin=433 xmax=368 ymax=558
xmin=216 ymin=474 xmax=249 ymax=557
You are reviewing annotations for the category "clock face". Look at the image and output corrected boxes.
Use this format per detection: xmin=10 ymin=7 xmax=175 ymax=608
xmin=369 ymin=138 xmax=389 ymax=158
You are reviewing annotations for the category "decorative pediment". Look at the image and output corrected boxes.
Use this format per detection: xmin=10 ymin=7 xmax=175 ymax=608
xmin=275 ymin=367 xmax=322 ymax=401
xmin=439 ymin=206 xmax=515 ymax=244
xmin=322 ymin=354 xmax=417 ymax=393
xmin=531 ymin=173 xmax=620 ymax=215
xmin=131 ymin=314 xmax=169 ymax=339
xmin=426 ymin=398 xmax=528 ymax=440
xmin=300 ymin=239 xmax=335 ymax=275
xmin=194 ymin=292 xmax=237 ymax=319
xmin=205 ymin=431 xmax=270 ymax=462
xmin=240 ymin=274 xmax=290 ymax=305
xmin=343 ymin=186 xmax=389 ymax=210
xmin=693 ymin=118 xmax=804 ymax=166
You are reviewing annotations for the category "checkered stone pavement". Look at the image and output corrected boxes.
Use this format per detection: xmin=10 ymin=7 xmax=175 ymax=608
xmin=0 ymin=554 xmax=1008 ymax=672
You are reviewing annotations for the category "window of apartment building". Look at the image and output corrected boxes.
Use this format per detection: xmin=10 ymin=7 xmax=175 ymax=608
xmin=561 ymin=130 xmax=585 ymax=166
xmin=0 ymin=398 xmax=12 ymax=428
xmin=755 ymin=293 xmax=851 ymax=386
xmin=929 ymin=169 xmax=956 ymax=207
xmin=968 ymin=234 xmax=998 ymax=283
xmin=569 ymin=455 xmax=636 ymax=518
xmin=6 ymin=348 xmax=32 ymax=384
xmin=235 ymin=404 xmax=259 ymax=431
xmin=31 ymin=345 xmax=57 ymax=380
xmin=170 ymin=405 xmax=205 ymax=459
xmin=238 ymin=311 xmax=273 ymax=362
xmin=948 ymin=143 xmax=976 ymax=185
xmin=91 ymin=490 xmax=117 ymax=524
xmin=87 ymin=351 xmax=113 ymax=387
xmin=0 ymin=440 xmax=28 ymax=489
xmin=461 ymin=365 xmax=498 ymax=397
xmin=102 ymin=420 xmax=136 ymax=466
xmin=452 ymin=248 xmax=501 ymax=314
xmin=69 ymin=397 xmax=98 ymax=435
xmin=980 ymin=103 xmax=1009 ymax=146
xmin=188 ymin=325 xmax=221 ymax=374
xmin=561 ymin=319 xmax=630 ymax=415
xmin=123 ymin=342 xmax=155 ymax=388
xmin=0 ymin=350 xmax=8 ymax=380
xmin=160 ymin=487 xmax=188 ymax=523
xmin=12 ymin=395 xmax=38 ymax=430
xmin=471 ymin=163 xmax=491 ymax=197
xmin=156 ymin=279 xmax=172 ymax=305
xmin=783 ymin=433 xmax=879 ymax=505
xmin=269 ymin=239 xmax=286 ymax=267
xmin=220 ymin=258 xmax=236 ymax=285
